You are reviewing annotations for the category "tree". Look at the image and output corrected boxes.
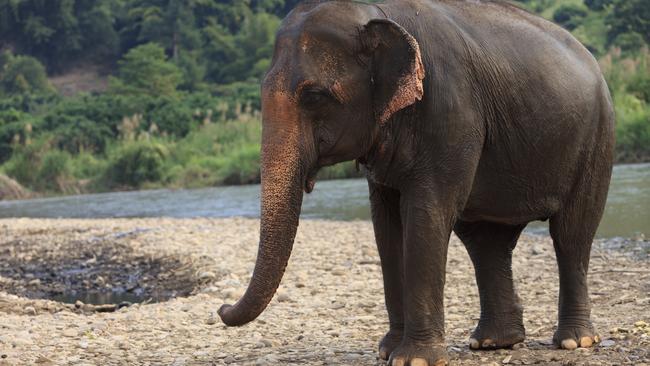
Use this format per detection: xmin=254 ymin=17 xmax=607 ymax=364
xmin=0 ymin=0 xmax=122 ymax=72
xmin=0 ymin=51 xmax=52 ymax=95
xmin=606 ymin=0 xmax=650 ymax=46
xmin=109 ymin=43 xmax=182 ymax=97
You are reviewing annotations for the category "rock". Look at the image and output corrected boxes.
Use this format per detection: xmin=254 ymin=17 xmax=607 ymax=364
xmin=503 ymin=355 xmax=513 ymax=364
xmin=206 ymin=314 xmax=217 ymax=325
xmin=199 ymin=271 xmax=216 ymax=281
xmin=512 ymin=342 xmax=527 ymax=350
xmin=255 ymin=355 xmax=278 ymax=365
xmin=24 ymin=306 xmax=36 ymax=315
xmin=276 ymin=292 xmax=292 ymax=303
xmin=62 ymin=328 xmax=78 ymax=337
xmin=34 ymin=356 xmax=53 ymax=364
xmin=201 ymin=286 xmax=220 ymax=294
xmin=600 ymin=339 xmax=616 ymax=347
xmin=221 ymin=288 xmax=244 ymax=300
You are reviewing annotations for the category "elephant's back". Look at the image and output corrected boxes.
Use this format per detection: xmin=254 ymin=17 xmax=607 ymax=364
xmin=382 ymin=0 xmax=615 ymax=223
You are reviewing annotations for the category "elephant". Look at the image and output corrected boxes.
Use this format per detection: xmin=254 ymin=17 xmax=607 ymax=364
xmin=218 ymin=0 xmax=615 ymax=365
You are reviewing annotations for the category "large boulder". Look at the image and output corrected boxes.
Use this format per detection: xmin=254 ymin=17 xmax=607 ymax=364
xmin=0 ymin=174 xmax=30 ymax=200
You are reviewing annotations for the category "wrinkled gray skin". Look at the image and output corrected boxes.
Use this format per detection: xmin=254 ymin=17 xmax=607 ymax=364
xmin=218 ymin=1 xmax=615 ymax=365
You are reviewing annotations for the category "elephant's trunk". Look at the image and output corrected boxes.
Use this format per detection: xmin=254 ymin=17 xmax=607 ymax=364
xmin=218 ymin=93 xmax=305 ymax=326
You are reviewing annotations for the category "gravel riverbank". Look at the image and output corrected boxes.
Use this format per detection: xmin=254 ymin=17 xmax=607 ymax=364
xmin=0 ymin=218 xmax=648 ymax=365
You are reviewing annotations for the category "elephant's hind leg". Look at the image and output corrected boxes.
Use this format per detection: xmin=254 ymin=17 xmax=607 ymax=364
xmin=549 ymin=198 xmax=606 ymax=349
xmin=369 ymin=182 xmax=404 ymax=360
xmin=454 ymin=220 xmax=527 ymax=349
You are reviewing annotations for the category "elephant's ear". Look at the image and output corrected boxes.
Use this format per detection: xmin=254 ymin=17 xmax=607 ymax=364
xmin=361 ymin=19 xmax=425 ymax=125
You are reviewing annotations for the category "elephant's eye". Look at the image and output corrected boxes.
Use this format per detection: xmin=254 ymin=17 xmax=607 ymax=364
xmin=300 ymin=88 xmax=332 ymax=109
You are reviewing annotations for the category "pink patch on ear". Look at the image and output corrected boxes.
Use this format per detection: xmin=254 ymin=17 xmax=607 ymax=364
xmin=378 ymin=44 xmax=425 ymax=125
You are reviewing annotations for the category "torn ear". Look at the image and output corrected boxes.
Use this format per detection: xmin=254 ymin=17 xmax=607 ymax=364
xmin=362 ymin=19 xmax=425 ymax=125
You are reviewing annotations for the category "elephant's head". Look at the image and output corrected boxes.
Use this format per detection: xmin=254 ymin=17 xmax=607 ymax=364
xmin=218 ymin=1 xmax=424 ymax=326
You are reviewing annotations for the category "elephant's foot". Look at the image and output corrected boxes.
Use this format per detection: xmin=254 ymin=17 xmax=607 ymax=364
xmin=469 ymin=312 xmax=525 ymax=350
xmin=553 ymin=321 xmax=600 ymax=350
xmin=379 ymin=329 xmax=404 ymax=360
xmin=388 ymin=341 xmax=448 ymax=366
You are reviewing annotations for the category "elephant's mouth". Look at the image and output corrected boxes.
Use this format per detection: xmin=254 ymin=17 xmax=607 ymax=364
xmin=304 ymin=168 xmax=319 ymax=193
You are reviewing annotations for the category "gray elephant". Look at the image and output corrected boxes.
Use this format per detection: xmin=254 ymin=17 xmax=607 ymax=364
xmin=219 ymin=1 xmax=615 ymax=365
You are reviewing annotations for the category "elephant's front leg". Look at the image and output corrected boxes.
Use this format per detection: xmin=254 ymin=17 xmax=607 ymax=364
xmin=389 ymin=188 xmax=452 ymax=366
xmin=369 ymin=182 xmax=404 ymax=361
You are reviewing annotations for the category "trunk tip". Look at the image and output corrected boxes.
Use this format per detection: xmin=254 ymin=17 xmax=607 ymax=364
xmin=218 ymin=303 xmax=254 ymax=327
xmin=218 ymin=304 xmax=236 ymax=326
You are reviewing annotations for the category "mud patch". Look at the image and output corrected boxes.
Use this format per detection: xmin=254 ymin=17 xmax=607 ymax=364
xmin=0 ymin=228 xmax=207 ymax=310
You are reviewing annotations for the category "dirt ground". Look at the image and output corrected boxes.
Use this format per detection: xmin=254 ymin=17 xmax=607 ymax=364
xmin=0 ymin=218 xmax=648 ymax=366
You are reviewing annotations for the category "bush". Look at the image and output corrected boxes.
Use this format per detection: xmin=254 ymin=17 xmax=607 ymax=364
xmin=146 ymin=100 xmax=196 ymax=137
xmin=613 ymin=32 xmax=646 ymax=55
xmin=35 ymin=150 xmax=71 ymax=192
xmin=69 ymin=152 xmax=106 ymax=181
xmin=553 ymin=5 xmax=588 ymax=30
xmin=318 ymin=161 xmax=364 ymax=181
xmin=584 ymin=0 xmax=612 ymax=11
xmin=104 ymin=141 xmax=169 ymax=188
xmin=616 ymin=111 xmax=650 ymax=162
xmin=627 ymin=72 xmax=650 ymax=103
xmin=2 ymin=144 xmax=41 ymax=188
xmin=215 ymin=143 xmax=261 ymax=185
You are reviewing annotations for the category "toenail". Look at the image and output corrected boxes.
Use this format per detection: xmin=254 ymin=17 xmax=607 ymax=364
xmin=411 ymin=358 xmax=428 ymax=366
xmin=392 ymin=358 xmax=406 ymax=366
xmin=379 ymin=350 xmax=388 ymax=360
xmin=579 ymin=336 xmax=593 ymax=348
xmin=561 ymin=339 xmax=578 ymax=350
xmin=482 ymin=339 xmax=495 ymax=348
xmin=469 ymin=338 xmax=479 ymax=349
xmin=594 ymin=335 xmax=601 ymax=343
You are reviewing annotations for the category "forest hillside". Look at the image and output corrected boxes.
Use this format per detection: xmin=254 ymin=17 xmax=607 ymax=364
xmin=0 ymin=0 xmax=648 ymax=196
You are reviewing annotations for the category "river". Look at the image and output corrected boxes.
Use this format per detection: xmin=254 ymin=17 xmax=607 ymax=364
xmin=0 ymin=164 xmax=647 ymax=238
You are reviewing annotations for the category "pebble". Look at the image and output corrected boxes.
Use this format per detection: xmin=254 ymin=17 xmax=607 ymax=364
xmin=62 ymin=329 xmax=78 ymax=337
xmin=206 ymin=314 xmax=217 ymax=325
xmin=276 ymin=292 xmax=292 ymax=303
xmin=512 ymin=342 xmax=527 ymax=350
xmin=600 ymin=339 xmax=616 ymax=347
xmin=24 ymin=306 xmax=36 ymax=315
xmin=199 ymin=271 xmax=216 ymax=280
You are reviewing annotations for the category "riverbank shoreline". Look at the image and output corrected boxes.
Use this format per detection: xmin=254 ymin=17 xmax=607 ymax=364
xmin=0 ymin=218 xmax=648 ymax=365
xmin=0 ymin=162 xmax=647 ymax=203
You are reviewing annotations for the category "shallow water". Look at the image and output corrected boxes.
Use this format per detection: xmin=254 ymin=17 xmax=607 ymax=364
xmin=0 ymin=164 xmax=647 ymax=238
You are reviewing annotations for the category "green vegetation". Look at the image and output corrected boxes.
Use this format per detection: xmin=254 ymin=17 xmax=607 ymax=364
xmin=0 ymin=0 xmax=648 ymax=197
